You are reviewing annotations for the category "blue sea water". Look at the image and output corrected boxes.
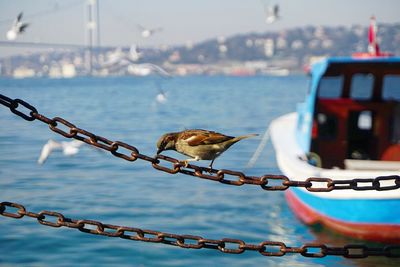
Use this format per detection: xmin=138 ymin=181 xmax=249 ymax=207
xmin=0 ymin=76 xmax=398 ymax=266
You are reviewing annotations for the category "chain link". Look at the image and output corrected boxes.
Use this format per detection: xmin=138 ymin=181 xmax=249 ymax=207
xmin=1 ymin=93 xmax=400 ymax=193
xmin=1 ymin=201 xmax=399 ymax=258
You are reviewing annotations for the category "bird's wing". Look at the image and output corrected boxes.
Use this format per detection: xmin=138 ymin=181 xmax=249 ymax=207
xmin=274 ymin=4 xmax=279 ymax=16
xmin=37 ymin=140 xmax=61 ymax=164
xmin=19 ymin=23 xmax=29 ymax=32
xmin=141 ymin=63 xmax=172 ymax=78
xmin=69 ymin=139 xmax=84 ymax=148
xmin=263 ymin=2 xmax=273 ymax=16
xmin=182 ymin=130 xmax=233 ymax=146
xmin=137 ymin=24 xmax=145 ymax=31
xmin=17 ymin=12 xmax=23 ymax=22
xmin=129 ymin=44 xmax=141 ymax=55
xmin=38 ymin=143 xmax=52 ymax=164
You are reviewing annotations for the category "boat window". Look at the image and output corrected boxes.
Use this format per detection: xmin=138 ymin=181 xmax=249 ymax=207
xmin=350 ymin=73 xmax=374 ymax=100
xmin=383 ymin=75 xmax=400 ymax=101
xmin=317 ymin=113 xmax=337 ymax=139
xmin=317 ymin=75 xmax=343 ymax=98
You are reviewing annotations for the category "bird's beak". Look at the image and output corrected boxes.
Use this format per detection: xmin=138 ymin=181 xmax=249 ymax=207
xmin=156 ymin=148 xmax=163 ymax=155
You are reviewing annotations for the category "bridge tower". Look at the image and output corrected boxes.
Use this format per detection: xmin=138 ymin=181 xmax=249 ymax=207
xmin=85 ymin=0 xmax=100 ymax=75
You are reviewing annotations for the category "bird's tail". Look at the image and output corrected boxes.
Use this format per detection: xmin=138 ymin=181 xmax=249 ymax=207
xmin=232 ymin=133 xmax=258 ymax=142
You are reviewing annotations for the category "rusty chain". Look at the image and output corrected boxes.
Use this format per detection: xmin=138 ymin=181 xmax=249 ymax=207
xmin=1 ymin=94 xmax=400 ymax=259
xmin=0 ymin=201 xmax=399 ymax=258
xmin=1 ymin=94 xmax=400 ymax=192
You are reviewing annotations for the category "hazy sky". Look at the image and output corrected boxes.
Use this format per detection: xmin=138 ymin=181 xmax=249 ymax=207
xmin=0 ymin=0 xmax=399 ymax=56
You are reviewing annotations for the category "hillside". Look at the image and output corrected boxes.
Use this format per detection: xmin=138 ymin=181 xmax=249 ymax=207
xmin=1 ymin=23 xmax=399 ymax=77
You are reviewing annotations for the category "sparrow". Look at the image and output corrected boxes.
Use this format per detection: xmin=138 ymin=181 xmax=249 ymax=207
xmin=156 ymin=129 xmax=258 ymax=169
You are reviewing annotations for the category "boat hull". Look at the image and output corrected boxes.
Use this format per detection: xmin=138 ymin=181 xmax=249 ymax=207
xmin=270 ymin=113 xmax=400 ymax=243
xmin=286 ymin=188 xmax=400 ymax=243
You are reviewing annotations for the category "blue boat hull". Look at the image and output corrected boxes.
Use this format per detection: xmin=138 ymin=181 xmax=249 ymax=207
xmin=286 ymin=188 xmax=400 ymax=243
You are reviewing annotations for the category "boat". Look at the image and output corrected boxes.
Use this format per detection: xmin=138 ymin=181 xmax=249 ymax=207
xmin=270 ymin=17 xmax=400 ymax=243
xmin=261 ymin=67 xmax=290 ymax=76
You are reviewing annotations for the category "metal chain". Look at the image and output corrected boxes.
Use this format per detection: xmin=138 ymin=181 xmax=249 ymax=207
xmin=1 ymin=201 xmax=399 ymax=258
xmin=1 ymin=93 xmax=400 ymax=192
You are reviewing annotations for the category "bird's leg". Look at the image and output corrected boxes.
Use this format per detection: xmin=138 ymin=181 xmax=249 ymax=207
xmin=208 ymin=158 xmax=216 ymax=173
xmin=180 ymin=156 xmax=200 ymax=168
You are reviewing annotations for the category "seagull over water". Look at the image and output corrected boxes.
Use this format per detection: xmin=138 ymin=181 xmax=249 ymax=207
xmin=137 ymin=24 xmax=163 ymax=38
xmin=37 ymin=139 xmax=84 ymax=165
xmin=155 ymin=83 xmax=168 ymax=104
xmin=6 ymin=12 xmax=29 ymax=40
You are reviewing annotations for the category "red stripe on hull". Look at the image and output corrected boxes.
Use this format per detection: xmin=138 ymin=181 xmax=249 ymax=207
xmin=285 ymin=190 xmax=400 ymax=244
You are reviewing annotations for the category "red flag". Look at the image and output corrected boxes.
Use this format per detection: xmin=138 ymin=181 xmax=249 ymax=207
xmin=368 ymin=16 xmax=380 ymax=55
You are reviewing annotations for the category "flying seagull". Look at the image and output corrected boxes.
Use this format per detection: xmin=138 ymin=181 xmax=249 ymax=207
xmin=155 ymin=82 xmax=168 ymax=104
xmin=137 ymin=24 xmax=163 ymax=38
xmin=37 ymin=139 xmax=84 ymax=165
xmin=6 ymin=12 xmax=29 ymax=40
xmin=264 ymin=4 xmax=280 ymax=24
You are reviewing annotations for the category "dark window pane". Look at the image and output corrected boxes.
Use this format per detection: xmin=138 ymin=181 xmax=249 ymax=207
xmin=318 ymin=76 xmax=343 ymax=98
xmin=383 ymin=75 xmax=400 ymax=101
xmin=350 ymin=73 xmax=374 ymax=100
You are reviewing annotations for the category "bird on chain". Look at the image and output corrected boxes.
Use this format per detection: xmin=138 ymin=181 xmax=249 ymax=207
xmin=156 ymin=129 xmax=258 ymax=169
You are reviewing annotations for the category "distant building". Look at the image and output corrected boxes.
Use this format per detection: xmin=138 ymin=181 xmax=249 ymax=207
xmin=245 ymin=39 xmax=254 ymax=47
xmin=218 ymin=44 xmax=228 ymax=54
xmin=169 ymin=51 xmax=181 ymax=62
xmin=49 ymin=65 xmax=63 ymax=78
xmin=264 ymin=38 xmax=274 ymax=57
xmin=308 ymin=39 xmax=320 ymax=49
xmin=276 ymin=36 xmax=287 ymax=49
xmin=13 ymin=67 xmax=35 ymax=78
xmin=62 ymin=63 xmax=77 ymax=78
xmin=291 ymin=40 xmax=304 ymax=50
xmin=322 ymin=39 xmax=333 ymax=49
